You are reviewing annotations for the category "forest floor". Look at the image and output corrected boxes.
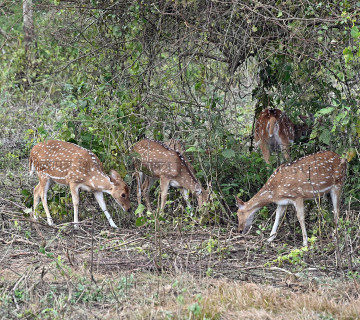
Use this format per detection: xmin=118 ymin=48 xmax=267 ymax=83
xmin=1 ymin=213 xmax=360 ymax=320
xmin=1 ymin=200 xmax=360 ymax=319
xmin=1 ymin=139 xmax=360 ymax=319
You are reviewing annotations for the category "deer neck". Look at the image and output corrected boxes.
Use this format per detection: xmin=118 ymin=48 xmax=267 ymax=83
xmin=84 ymin=169 xmax=113 ymax=192
xmin=175 ymin=164 xmax=201 ymax=193
xmin=245 ymin=186 xmax=273 ymax=212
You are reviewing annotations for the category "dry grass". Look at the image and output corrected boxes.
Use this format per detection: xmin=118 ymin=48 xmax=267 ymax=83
xmin=1 ymin=216 xmax=359 ymax=320
xmin=137 ymin=276 xmax=360 ymax=320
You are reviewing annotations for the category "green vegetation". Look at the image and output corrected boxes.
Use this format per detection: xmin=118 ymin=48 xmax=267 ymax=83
xmin=0 ymin=0 xmax=359 ymax=318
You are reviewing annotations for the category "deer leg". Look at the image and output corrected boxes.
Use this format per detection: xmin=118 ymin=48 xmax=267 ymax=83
xmin=330 ymin=186 xmax=342 ymax=224
xmin=294 ymin=198 xmax=308 ymax=247
xmin=69 ymin=183 xmax=80 ymax=229
xmin=260 ymin=141 xmax=271 ymax=164
xmin=32 ymin=183 xmax=42 ymax=220
xmin=181 ymin=188 xmax=192 ymax=209
xmin=159 ymin=178 xmax=170 ymax=211
xmin=142 ymin=175 xmax=155 ymax=212
xmin=135 ymin=171 xmax=143 ymax=207
xmin=94 ymin=191 xmax=118 ymax=228
xmin=136 ymin=172 xmax=154 ymax=211
xmin=39 ymin=178 xmax=54 ymax=226
xmin=268 ymin=205 xmax=287 ymax=243
xmin=330 ymin=186 xmax=343 ymax=266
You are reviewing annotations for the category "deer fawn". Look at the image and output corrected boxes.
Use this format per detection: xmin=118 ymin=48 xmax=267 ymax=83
xmin=255 ymin=108 xmax=314 ymax=163
xmin=29 ymin=140 xmax=131 ymax=228
xmin=235 ymin=151 xmax=347 ymax=246
xmin=133 ymin=138 xmax=208 ymax=211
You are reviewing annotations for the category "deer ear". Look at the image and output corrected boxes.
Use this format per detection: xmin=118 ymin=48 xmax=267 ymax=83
xmin=109 ymin=170 xmax=122 ymax=181
xmin=235 ymin=197 xmax=245 ymax=208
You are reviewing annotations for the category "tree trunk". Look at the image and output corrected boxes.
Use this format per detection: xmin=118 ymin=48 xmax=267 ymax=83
xmin=23 ymin=0 xmax=34 ymax=52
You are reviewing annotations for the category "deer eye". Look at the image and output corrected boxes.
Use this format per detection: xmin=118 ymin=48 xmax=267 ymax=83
xmin=121 ymin=193 xmax=126 ymax=198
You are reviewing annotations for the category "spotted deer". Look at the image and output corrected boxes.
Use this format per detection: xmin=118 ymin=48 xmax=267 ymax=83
xmin=135 ymin=139 xmax=196 ymax=208
xmin=133 ymin=138 xmax=208 ymax=211
xmin=29 ymin=140 xmax=131 ymax=228
xmin=255 ymin=108 xmax=314 ymax=164
xmin=235 ymin=151 xmax=347 ymax=246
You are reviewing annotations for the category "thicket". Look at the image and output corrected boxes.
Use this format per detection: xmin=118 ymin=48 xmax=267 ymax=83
xmin=1 ymin=0 xmax=359 ymax=235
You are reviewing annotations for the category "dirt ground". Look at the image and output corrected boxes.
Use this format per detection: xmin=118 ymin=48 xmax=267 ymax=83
xmin=1 ymin=210 xmax=360 ymax=319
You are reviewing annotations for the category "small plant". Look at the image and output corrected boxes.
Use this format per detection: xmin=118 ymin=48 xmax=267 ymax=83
xmin=204 ymin=237 xmax=218 ymax=253
xmin=206 ymin=267 xmax=213 ymax=277
xmin=116 ymin=274 xmax=134 ymax=298
xmin=319 ymin=314 xmax=336 ymax=320
xmin=188 ymin=302 xmax=202 ymax=318
xmin=266 ymin=237 xmax=317 ymax=269
xmin=177 ymin=294 xmax=185 ymax=305
xmin=347 ymin=271 xmax=360 ymax=280
xmin=276 ymin=247 xmax=308 ymax=267
xmin=255 ymin=223 xmax=267 ymax=236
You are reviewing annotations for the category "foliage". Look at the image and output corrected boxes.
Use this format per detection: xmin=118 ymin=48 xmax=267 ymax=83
xmin=0 ymin=0 xmax=359 ymax=234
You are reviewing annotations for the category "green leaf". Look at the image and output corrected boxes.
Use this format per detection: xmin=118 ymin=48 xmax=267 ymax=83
xmin=80 ymin=132 xmax=93 ymax=142
xmin=135 ymin=204 xmax=145 ymax=216
xmin=317 ymin=107 xmax=334 ymax=115
xmin=319 ymin=129 xmax=331 ymax=145
xmin=222 ymin=149 xmax=235 ymax=159
xmin=356 ymin=120 xmax=360 ymax=137
xmin=21 ymin=189 xmax=31 ymax=196
xmin=37 ymin=125 xmax=47 ymax=135
xmin=186 ymin=146 xmax=204 ymax=153
xmin=351 ymin=26 xmax=360 ymax=39
xmin=135 ymin=216 xmax=147 ymax=227
xmin=343 ymin=47 xmax=353 ymax=63
xmin=334 ymin=113 xmax=346 ymax=123
xmin=194 ymin=81 xmax=203 ymax=91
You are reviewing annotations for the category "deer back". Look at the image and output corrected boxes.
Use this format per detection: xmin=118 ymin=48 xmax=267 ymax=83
xmin=30 ymin=140 xmax=105 ymax=183
xmin=164 ymin=139 xmax=198 ymax=177
xmin=262 ymin=151 xmax=346 ymax=200
xmin=133 ymin=139 xmax=182 ymax=178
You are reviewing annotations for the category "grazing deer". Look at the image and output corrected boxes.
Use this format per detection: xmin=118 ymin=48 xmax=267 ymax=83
xmin=235 ymin=151 xmax=347 ymax=246
xmin=133 ymin=138 xmax=208 ymax=211
xmin=254 ymin=108 xmax=314 ymax=164
xmin=135 ymin=139 xmax=196 ymax=209
xmin=29 ymin=140 xmax=131 ymax=228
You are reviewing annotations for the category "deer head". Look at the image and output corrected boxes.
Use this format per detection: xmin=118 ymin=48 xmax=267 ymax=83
xmin=254 ymin=108 xmax=314 ymax=164
xmin=108 ymin=169 xmax=131 ymax=211
xmin=254 ymin=108 xmax=295 ymax=163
